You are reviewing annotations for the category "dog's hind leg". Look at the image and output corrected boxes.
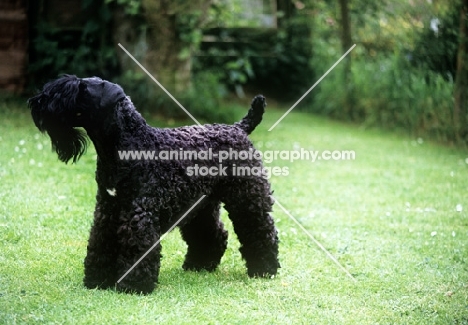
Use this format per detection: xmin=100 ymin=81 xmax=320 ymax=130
xmin=221 ymin=179 xmax=280 ymax=278
xmin=179 ymin=198 xmax=228 ymax=272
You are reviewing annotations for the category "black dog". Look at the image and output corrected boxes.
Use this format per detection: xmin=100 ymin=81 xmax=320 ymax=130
xmin=29 ymin=75 xmax=279 ymax=294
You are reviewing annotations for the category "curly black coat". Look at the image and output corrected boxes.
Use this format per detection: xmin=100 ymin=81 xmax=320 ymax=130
xmin=29 ymin=75 xmax=280 ymax=294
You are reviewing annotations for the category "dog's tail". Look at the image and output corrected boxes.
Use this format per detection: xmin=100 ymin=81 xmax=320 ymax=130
xmin=235 ymin=95 xmax=266 ymax=134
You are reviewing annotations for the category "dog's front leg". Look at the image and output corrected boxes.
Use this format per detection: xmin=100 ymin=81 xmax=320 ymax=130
xmin=83 ymin=202 xmax=120 ymax=290
xmin=114 ymin=201 xmax=161 ymax=294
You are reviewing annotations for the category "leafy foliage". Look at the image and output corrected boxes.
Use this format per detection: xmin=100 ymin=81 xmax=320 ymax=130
xmin=308 ymin=0 xmax=465 ymax=144
xmin=183 ymin=71 xmax=233 ymax=122
xmin=149 ymin=70 xmax=234 ymax=123
xmin=29 ymin=1 xmax=118 ymax=87
xmin=252 ymin=12 xmax=315 ymax=100
xmin=26 ymin=0 xmax=467 ymax=142
xmin=412 ymin=4 xmax=461 ymax=81
xmin=195 ymin=9 xmax=314 ymax=100
xmin=104 ymin=0 xmax=142 ymax=15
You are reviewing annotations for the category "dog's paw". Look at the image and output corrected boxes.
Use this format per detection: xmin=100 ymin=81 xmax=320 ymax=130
xmin=246 ymin=260 xmax=280 ymax=279
xmin=116 ymin=280 xmax=156 ymax=295
xmin=247 ymin=270 xmax=277 ymax=279
xmin=182 ymin=261 xmax=218 ymax=272
xmin=83 ymin=277 xmax=115 ymax=290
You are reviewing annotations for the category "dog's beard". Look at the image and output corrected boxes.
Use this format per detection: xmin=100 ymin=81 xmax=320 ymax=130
xmin=46 ymin=125 xmax=88 ymax=164
xmin=31 ymin=108 xmax=88 ymax=163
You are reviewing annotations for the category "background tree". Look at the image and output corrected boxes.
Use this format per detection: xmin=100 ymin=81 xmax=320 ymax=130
xmin=25 ymin=0 xmax=468 ymax=143
xmin=453 ymin=0 xmax=468 ymax=140
xmin=338 ymin=0 xmax=353 ymax=118
xmin=141 ymin=0 xmax=212 ymax=93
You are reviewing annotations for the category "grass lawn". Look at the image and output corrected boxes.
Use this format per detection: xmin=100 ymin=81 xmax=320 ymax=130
xmin=0 ymin=96 xmax=467 ymax=324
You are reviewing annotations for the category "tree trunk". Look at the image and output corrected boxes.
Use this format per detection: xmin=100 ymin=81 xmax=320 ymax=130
xmin=142 ymin=0 xmax=191 ymax=94
xmin=338 ymin=0 xmax=353 ymax=119
xmin=112 ymin=7 xmax=147 ymax=75
xmin=454 ymin=0 xmax=468 ymax=141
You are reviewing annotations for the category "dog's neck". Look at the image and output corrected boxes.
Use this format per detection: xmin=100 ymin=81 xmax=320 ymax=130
xmin=85 ymin=98 xmax=151 ymax=163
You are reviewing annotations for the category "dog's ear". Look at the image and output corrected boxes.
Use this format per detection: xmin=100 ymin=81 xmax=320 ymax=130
xmin=100 ymin=82 xmax=126 ymax=109
xmin=28 ymin=75 xmax=88 ymax=164
xmin=29 ymin=75 xmax=81 ymax=131
xmin=84 ymin=79 xmax=126 ymax=110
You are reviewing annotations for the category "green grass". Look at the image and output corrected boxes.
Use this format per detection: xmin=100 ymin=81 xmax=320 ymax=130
xmin=1 ymin=96 xmax=467 ymax=324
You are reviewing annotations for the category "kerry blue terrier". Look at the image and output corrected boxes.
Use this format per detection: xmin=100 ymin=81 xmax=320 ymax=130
xmin=29 ymin=75 xmax=279 ymax=294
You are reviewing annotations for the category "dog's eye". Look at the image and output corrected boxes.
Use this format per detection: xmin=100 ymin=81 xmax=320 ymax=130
xmin=76 ymin=112 xmax=82 ymax=117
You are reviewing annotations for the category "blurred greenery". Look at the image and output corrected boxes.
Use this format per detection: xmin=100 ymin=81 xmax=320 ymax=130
xmin=26 ymin=0 xmax=467 ymax=143
xmin=28 ymin=1 xmax=117 ymax=86
xmin=306 ymin=0 xmax=466 ymax=144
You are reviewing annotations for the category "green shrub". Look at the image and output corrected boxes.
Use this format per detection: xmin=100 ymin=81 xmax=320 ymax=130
xmin=112 ymin=70 xmax=150 ymax=111
xmin=136 ymin=70 xmax=233 ymax=124
xmin=183 ymin=71 xmax=233 ymax=123
xmin=28 ymin=2 xmax=117 ymax=88
xmin=309 ymin=50 xmax=456 ymax=142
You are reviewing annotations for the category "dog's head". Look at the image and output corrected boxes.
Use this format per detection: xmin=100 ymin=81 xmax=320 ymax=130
xmin=28 ymin=75 xmax=126 ymax=163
